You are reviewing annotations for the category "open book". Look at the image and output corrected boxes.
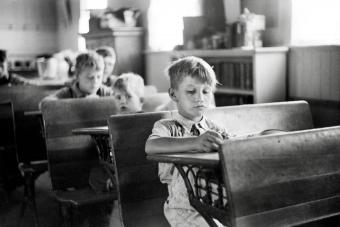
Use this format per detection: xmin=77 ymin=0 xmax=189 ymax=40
xmin=228 ymin=129 xmax=288 ymax=140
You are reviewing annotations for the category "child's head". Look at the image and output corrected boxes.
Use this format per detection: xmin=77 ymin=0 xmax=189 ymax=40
xmin=167 ymin=56 xmax=217 ymax=122
xmin=75 ymin=51 xmax=104 ymax=95
xmin=113 ymin=72 xmax=144 ymax=114
xmin=96 ymin=46 xmax=116 ymax=80
xmin=0 ymin=49 xmax=8 ymax=80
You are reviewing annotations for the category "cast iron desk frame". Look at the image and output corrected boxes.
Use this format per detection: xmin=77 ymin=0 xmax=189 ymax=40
xmin=147 ymin=152 xmax=229 ymax=227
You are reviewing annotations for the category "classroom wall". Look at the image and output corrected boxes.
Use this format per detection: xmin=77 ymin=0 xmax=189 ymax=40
xmin=0 ymin=0 xmax=58 ymax=62
xmin=289 ymin=45 xmax=340 ymax=127
xmin=56 ymin=0 xmax=80 ymax=51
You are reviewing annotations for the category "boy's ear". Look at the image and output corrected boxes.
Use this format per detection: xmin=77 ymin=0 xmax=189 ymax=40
xmin=139 ymin=97 xmax=144 ymax=104
xmin=168 ymin=88 xmax=178 ymax=102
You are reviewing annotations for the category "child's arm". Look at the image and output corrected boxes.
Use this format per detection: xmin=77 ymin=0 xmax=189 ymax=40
xmin=145 ymin=130 xmax=223 ymax=154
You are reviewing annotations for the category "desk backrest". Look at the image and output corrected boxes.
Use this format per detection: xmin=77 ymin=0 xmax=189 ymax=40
xmin=41 ymin=97 xmax=118 ymax=190
xmin=108 ymin=112 xmax=170 ymax=227
xmin=220 ymin=126 xmax=340 ymax=227
xmin=204 ymin=100 xmax=313 ymax=134
xmin=0 ymin=101 xmax=16 ymax=150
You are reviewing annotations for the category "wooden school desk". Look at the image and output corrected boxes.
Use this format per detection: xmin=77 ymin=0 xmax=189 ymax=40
xmin=72 ymin=126 xmax=111 ymax=163
xmin=147 ymin=152 xmax=228 ymax=227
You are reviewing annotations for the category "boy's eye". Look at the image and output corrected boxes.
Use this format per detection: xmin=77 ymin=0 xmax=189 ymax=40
xmin=115 ymin=95 xmax=121 ymax=100
xmin=186 ymin=90 xmax=195 ymax=94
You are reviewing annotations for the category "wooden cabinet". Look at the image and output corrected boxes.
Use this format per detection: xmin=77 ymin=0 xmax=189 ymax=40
xmin=146 ymin=47 xmax=288 ymax=106
xmin=83 ymin=27 xmax=145 ymax=77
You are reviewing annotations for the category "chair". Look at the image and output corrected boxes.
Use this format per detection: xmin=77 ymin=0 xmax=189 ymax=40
xmin=108 ymin=112 xmax=170 ymax=227
xmin=0 ymin=101 xmax=20 ymax=204
xmin=41 ymin=97 xmax=118 ymax=226
xmin=1 ymin=101 xmax=50 ymax=227
xmin=17 ymin=110 xmax=49 ymax=226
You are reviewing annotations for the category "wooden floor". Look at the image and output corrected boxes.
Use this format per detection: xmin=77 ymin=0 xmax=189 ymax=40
xmin=0 ymin=172 xmax=113 ymax=227
xmin=1 ymin=172 xmax=340 ymax=227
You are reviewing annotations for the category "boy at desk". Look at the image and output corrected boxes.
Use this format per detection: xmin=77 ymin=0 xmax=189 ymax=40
xmin=145 ymin=56 xmax=228 ymax=227
xmin=41 ymin=50 xmax=112 ymax=101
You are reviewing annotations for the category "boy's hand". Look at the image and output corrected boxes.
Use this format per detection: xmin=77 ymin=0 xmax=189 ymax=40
xmin=194 ymin=130 xmax=224 ymax=152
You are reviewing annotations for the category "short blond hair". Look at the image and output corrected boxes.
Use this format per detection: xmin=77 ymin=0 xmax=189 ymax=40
xmin=167 ymin=56 xmax=217 ymax=90
xmin=113 ymin=72 xmax=145 ymax=98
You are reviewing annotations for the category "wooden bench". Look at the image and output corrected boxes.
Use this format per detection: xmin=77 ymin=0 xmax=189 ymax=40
xmin=41 ymin=97 xmax=119 ymax=226
xmin=107 ymin=100 xmax=313 ymax=226
xmin=220 ymin=126 xmax=340 ymax=227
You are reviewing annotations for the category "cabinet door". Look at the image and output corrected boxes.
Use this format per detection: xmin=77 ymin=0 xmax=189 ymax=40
xmin=84 ymin=29 xmax=144 ymax=77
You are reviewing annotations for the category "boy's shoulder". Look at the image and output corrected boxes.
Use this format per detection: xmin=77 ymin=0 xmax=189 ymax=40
xmin=155 ymin=118 xmax=180 ymax=127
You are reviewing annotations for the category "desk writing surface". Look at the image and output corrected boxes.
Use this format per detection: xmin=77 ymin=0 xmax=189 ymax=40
xmin=147 ymin=152 xmax=219 ymax=167
xmin=72 ymin=126 xmax=108 ymax=135
xmin=24 ymin=110 xmax=42 ymax=116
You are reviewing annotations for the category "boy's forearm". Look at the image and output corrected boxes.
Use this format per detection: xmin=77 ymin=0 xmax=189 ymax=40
xmin=145 ymin=137 xmax=198 ymax=154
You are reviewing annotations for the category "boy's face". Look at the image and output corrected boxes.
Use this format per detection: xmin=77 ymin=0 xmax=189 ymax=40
xmin=103 ymin=56 xmax=115 ymax=79
xmin=114 ymin=88 xmax=143 ymax=114
xmin=170 ymin=76 xmax=213 ymax=122
xmin=78 ymin=67 xmax=103 ymax=95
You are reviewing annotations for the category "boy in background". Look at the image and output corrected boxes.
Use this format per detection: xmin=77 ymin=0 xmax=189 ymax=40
xmin=96 ymin=46 xmax=117 ymax=87
xmin=108 ymin=72 xmax=145 ymax=226
xmin=145 ymin=56 xmax=227 ymax=226
xmin=112 ymin=72 xmax=144 ymax=114
xmin=42 ymin=51 xmax=112 ymax=101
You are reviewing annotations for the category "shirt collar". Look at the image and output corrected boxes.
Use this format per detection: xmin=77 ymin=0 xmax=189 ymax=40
xmin=173 ymin=112 xmax=209 ymax=133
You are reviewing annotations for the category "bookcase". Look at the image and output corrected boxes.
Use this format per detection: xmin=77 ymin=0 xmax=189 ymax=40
xmin=170 ymin=47 xmax=288 ymax=106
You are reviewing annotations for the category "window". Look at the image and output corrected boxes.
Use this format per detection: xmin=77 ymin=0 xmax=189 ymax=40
xmin=147 ymin=0 xmax=202 ymax=51
xmin=291 ymin=0 xmax=340 ymax=45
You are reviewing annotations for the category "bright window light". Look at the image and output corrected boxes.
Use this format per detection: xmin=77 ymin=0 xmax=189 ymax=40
xmin=83 ymin=0 xmax=107 ymax=10
xmin=148 ymin=0 xmax=202 ymax=51
xmin=291 ymin=0 xmax=340 ymax=45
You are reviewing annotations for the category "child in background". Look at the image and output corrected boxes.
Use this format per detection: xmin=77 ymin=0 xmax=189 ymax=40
xmin=108 ymin=72 xmax=145 ymax=226
xmin=112 ymin=72 xmax=144 ymax=114
xmin=41 ymin=51 xmax=112 ymax=101
xmin=96 ymin=46 xmax=117 ymax=87
xmin=145 ymin=56 xmax=228 ymax=227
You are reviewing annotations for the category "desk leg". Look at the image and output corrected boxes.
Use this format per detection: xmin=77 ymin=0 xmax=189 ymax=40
xmin=175 ymin=164 xmax=230 ymax=227
xmin=92 ymin=135 xmax=112 ymax=163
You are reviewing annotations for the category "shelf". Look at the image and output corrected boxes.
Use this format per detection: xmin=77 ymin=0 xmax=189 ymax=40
xmin=216 ymin=87 xmax=254 ymax=96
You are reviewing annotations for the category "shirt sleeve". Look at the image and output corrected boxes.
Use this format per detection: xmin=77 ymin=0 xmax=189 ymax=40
xmin=148 ymin=120 xmax=171 ymax=140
